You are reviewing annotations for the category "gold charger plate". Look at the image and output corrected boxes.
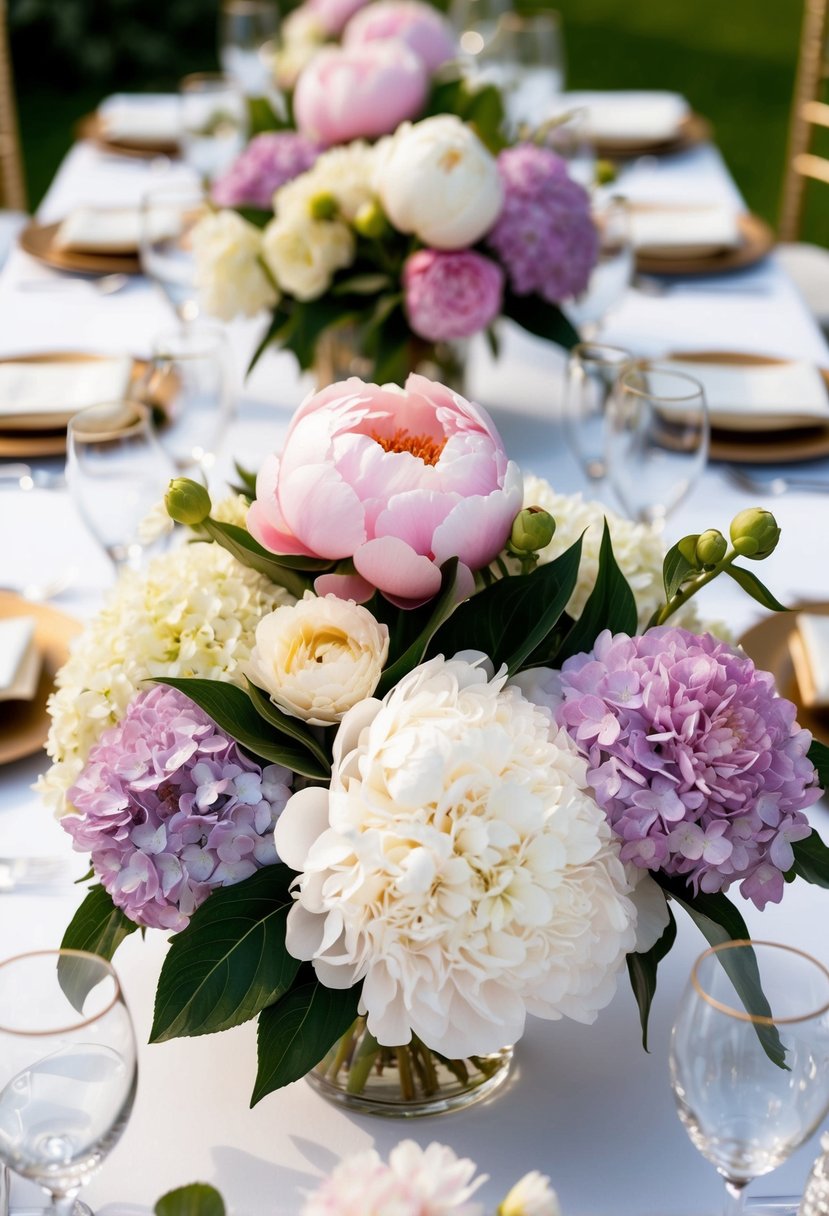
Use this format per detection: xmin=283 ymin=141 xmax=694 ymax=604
xmin=20 ymin=219 xmax=141 ymax=276
xmin=593 ymin=112 xmax=712 ymax=160
xmin=739 ymin=603 xmax=829 ymax=747
xmin=669 ymin=351 xmax=829 ymax=464
xmin=635 ymin=212 xmax=774 ymax=277
xmin=0 ymin=592 xmax=80 ymax=766
xmin=76 ymin=112 xmax=180 ymax=160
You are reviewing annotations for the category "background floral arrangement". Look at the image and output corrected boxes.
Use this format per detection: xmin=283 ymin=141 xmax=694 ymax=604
xmin=60 ymin=373 xmax=829 ymax=1107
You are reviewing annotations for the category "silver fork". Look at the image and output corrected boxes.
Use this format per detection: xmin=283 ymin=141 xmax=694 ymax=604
xmin=0 ymin=856 xmax=70 ymax=893
xmin=724 ymin=465 xmax=829 ymax=496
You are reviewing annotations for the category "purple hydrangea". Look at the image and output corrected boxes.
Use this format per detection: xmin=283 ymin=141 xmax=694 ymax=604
xmin=63 ymin=686 xmax=292 ymax=931
xmin=556 ymin=627 xmax=820 ymax=910
xmin=486 ymin=144 xmax=599 ymax=304
xmin=211 ymin=132 xmax=319 ymax=210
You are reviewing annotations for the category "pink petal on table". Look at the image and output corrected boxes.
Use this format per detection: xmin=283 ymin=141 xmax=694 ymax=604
xmin=354 ymin=535 xmax=442 ymax=601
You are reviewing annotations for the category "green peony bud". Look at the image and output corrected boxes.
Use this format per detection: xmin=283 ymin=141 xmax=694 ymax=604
xmin=676 ymin=534 xmax=701 ymax=567
xmin=730 ymin=508 xmax=780 ymax=559
xmin=595 ymin=158 xmax=618 ymax=186
xmin=165 ymin=478 xmax=212 ymax=526
xmin=353 ymin=200 xmax=388 ymax=239
xmin=309 ymin=191 xmax=338 ymax=221
xmin=509 ymin=507 xmax=556 ymax=553
xmin=695 ymin=528 xmax=728 ymax=567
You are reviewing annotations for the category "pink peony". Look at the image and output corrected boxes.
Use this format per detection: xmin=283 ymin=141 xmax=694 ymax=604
xmin=293 ymin=42 xmax=428 ymax=147
xmin=343 ymin=0 xmax=458 ymax=72
xmin=247 ymin=374 xmax=523 ymax=607
xmin=403 ymin=249 xmax=503 ymax=341
xmin=305 ymin=0 xmax=369 ymax=36
xmin=211 ymin=133 xmax=319 ymax=210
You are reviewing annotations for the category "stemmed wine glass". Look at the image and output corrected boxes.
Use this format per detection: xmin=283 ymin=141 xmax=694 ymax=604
xmin=0 ymin=949 xmax=137 ymax=1216
xmin=565 ymin=195 xmax=634 ymax=339
xmin=604 ymin=360 xmax=709 ymax=524
xmin=450 ymin=0 xmax=510 ymax=64
xmin=562 ymin=342 xmax=631 ymax=483
xmin=670 ymin=940 xmax=829 ymax=1216
xmin=219 ymin=0 xmax=279 ymax=98
xmin=140 ymin=182 xmax=209 ymax=325
xmin=179 ymin=73 xmax=247 ymax=184
xmin=480 ymin=10 xmax=565 ymax=135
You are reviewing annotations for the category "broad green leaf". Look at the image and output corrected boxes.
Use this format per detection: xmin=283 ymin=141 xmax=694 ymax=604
xmin=724 ymin=565 xmax=788 ymax=612
xmin=502 ymin=290 xmax=581 ymax=351
xmin=151 ymin=866 xmax=300 ymax=1043
xmin=376 ymin=559 xmax=460 ymax=696
xmin=791 ymin=830 xmax=829 ymax=889
xmin=235 ymin=205 xmax=271 ymax=230
xmin=556 ymin=522 xmax=637 ymax=663
xmin=245 ymin=681 xmax=331 ymax=774
xmin=626 ymin=904 xmax=677 ymax=1051
xmin=808 ymin=739 xmax=829 ymax=791
xmin=247 ymin=305 xmax=289 ymax=376
xmin=201 ymin=519 xmax=314 ymax=599
xmin=663 ymin=542 xmax=698 ymax=601
xmin=429 ymin=538 xmax=583 ymax=675
xmin=657 ymin=875 xmax=787 ymax=1068
xmin=283 ymin=300 xmax=363 ymax=370
xmin=156 ymin=1184 xmax=225 ymax=1216
xmin=60 ymin=885 xmax=138 ymax=1011
xmin=155 ymin=678 xmax=329 ymax=779
xmin=252 ymin=970 xmax=361 ymax=1105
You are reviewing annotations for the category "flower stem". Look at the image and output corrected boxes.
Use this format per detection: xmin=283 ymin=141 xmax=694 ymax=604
xmin=396 ymin=1045 xmax=416 ymax=1101
xmin=653 ymin=549 xmax=739 ymax=627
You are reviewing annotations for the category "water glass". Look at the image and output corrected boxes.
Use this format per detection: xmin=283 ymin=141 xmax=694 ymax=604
xmin=565 ymin=196 xmax=634 ymax=338
xmin=140 ymin=182 xmax=209 ymax=324
xmin=179 ymin=72 xmax=247 ymax=183
xmin=138 ymin=325 xmax=235 ymax=477
xmin=0 ymin=949 xmax=137 ymax=1216
xmin=219 ymin=0 xmax=279 ymax=97
xmin=540 ymin=106 xmax=596 ymax=189
xmin=605 ymin=361 xmax=709 ymax=524
xmin=450 ymin=0 xmax=510 ymax=62
xmin=670 ymin=941 xmax=829 ymax=1216
xmin=562 ymin=342 xmax=631 ymax=482
xmin=67 ymin=400 xmax=173 ymax=573
xmin=482 ymin=10 xmax=566 ymax=134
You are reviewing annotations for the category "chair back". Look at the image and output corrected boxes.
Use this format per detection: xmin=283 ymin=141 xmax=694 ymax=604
xmin=780 ymin=0 xmax=829 ymax=241
xmin=0 ymin=0 xmax=26 ymax=212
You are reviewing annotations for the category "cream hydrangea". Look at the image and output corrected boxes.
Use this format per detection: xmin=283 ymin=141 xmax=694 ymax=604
xmin=275 ymin=653 xmax=637 ymax=1058
xmin=38 ymin=543 xmax=292 ymax=816
xmin=192 ymin=210 xmax=278 ymax=321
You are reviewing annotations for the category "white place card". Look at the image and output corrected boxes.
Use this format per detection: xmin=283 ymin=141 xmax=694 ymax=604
xmin=665 ymin=359 xmax=829 ymax=431
xmin=790 ymin=614 xmax=829 ymax=708
xmin=55 ymin=207 xmax=181 ymax=254
xmin=98 ymin=94 xmax=182 ymax=145
xmin=0 ymin=616 xmax=41 ymax=702
xmin=563 ymin=91 xmax=689 ymax=143
xmin=630 ymin=205 xmax=741 ymax=255
xmin=0 ymin=356 xmax=134 ymax=422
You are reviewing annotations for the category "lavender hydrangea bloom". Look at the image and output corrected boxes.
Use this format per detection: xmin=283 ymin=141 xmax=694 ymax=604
xmin=556 ymin=627 xmax=820 ymax=910
xmin=212 ymin=133 xmax=319 ymax=210
xmin=63 ymin=686 xmax=292 ymax=931
xmin=486 ymin=144 xmax=598 ymax=304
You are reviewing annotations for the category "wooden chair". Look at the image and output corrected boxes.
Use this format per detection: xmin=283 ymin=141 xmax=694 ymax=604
xmin=0 ymin=0 xmax=27 ymax=267
xmin=776 ymin=0 xmax=829 ymax=331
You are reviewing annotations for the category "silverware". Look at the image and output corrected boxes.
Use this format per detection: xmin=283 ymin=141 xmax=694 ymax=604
xmin=15 ymin=273 xmax=129 ymax=297
xmin=0 ymin=856 xmax=70 ymax=893
xmin=0 ymin=1163 xmax=9 ymax=1216
xmin=0 ymin=464 xmax=66 ymax=492
xmin=0 ymin=567 xmax=79 ymax=602
xmin=635 ymin=274 xmax=771 ymax=297
xmin=724 ymin=465 xmax=829 ymax=496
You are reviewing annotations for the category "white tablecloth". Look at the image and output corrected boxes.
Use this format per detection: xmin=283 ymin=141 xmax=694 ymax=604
xmin=3 ymin=116 xmax=829 ymax=1215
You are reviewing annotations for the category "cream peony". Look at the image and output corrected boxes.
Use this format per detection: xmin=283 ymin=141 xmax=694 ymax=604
xmin=248 ymin=593 xmax=389 ymax=725
xmin=375 ymin=115 xmax=504 ymax=250
xmin=498 ymin=1172 xmax=560 ymax=1216
xmin=192 ymin=210 xmax=278 ymax=321
xmin=262 ymin=213 xmax=355 ymax=301
xmin=275 ymin=653 xmax=637 ymax=1058
xmin=275 ymin=141 xmax=380 ymax=223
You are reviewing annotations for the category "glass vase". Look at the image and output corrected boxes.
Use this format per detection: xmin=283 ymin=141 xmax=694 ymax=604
xmin=307 ymin=1017 xmax=513 ymax=1117
xmin=312 ymin=326 xmax=467 ymax=394
xmin=800 ymin=1132 xmax=829 ymax=1216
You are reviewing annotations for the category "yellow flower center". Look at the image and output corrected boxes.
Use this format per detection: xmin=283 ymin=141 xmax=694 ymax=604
xmin=372 ymin=428 xmax=446 ymax=466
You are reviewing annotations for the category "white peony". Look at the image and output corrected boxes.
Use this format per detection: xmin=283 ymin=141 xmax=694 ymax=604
xmin=248 ymin=592 xmax=389 ymax=725
xmin=191 ymin=210 xmax=278 ymax=321
xmin=38 ymin=542 xmax=292 ymax=816
xmin=262 ymin=213 xmax=355 ymax=301
xmin=275 ymin=653 xmax=637 ymax=1058
xmin=375 ymin=115 xmax=504 ymax=250
xmin=499 ymin=1172 xmax=560 ymax=1216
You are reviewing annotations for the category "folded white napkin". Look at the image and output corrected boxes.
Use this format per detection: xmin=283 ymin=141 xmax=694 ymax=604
xmin=790 ymin=614 xmax=829 ymax=708
xmin=98 ymin=94 xmax=181 ymax=145
xmin=0 ymin=356 xmax=134 ymax=424
xmin=0 ymin=616 xmax=41 ymax=702
xmin=562 ymin=90 xmax=689 ymax=144
xmin=630 ymin=205 xmax=741 ymax=255
xmin=55 ymin=206 xmax=181 ymax=254
xmin=665 ymin=359 xmax=829 ymax=431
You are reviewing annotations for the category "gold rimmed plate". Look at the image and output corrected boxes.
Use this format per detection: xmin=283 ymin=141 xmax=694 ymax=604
xmin=739 ymin=603 xmax=829 ymax=747
xmin=635 ymin=212 xmax=775 ymax=277
xmin=593 ymin=111 xmax=712 ymax=160
xmin=20 ymin=219 xmax=141 ymax=276
xmin=76 ymin=112 xmax=180 ymax=160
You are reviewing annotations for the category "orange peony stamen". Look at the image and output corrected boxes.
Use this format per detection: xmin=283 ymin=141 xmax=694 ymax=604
xmin=372 ymin=428 xmax=446 ymax=466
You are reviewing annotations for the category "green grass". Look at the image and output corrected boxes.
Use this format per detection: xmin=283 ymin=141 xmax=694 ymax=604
xmin=14 ymin=0 xmax=828 ymax=244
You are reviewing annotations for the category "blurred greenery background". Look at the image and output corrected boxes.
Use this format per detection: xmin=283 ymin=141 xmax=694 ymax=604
xmin=9 ymin=0 xmax=826 ymax=242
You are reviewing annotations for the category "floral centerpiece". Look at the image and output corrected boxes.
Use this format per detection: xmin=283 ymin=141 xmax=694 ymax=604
xmin=57 ymin=374 xmax=829 ymax=1116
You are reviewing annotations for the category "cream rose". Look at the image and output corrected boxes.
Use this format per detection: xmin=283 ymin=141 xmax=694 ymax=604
xmin=192 ymin=210 xmax=278 ymax=321
xmin=248 ymin=594 xmax=389 ymax=725
xmin=262 ymin=214 xmax=355 ymax=301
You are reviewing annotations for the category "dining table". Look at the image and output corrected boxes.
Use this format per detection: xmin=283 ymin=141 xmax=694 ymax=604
xmin=2 ymin=96 xmax=829 ymax=1216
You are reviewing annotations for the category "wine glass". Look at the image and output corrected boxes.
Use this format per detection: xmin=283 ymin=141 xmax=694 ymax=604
xmin=604 ymin=360 xmax=709 ymax=524
xmin=0 ymin=949 xmax=137 ymax=1216
xmin=481 ymin=10 xmax=566 ymax=135
xmin=179 ymin=73 xmax=247 ymax=183
xmin=450 ymin=0 xmax=510 ymax=64
xmin=670 ymin=940 xmax=829 ymax=1216
xmin=219 ymin=0 xmax=279 ymax=97
xmin=67 ymin=400 xmax=174 ymax=574
xmin=140 ymin=182 xmax=209 ymax=325
xmin=136 ymin=325 xmax=235 ymax=478
xmin=565 ymin=195 xmax=634 ymax=338
xmin=562 ymin=342 xmax=631 ymax=483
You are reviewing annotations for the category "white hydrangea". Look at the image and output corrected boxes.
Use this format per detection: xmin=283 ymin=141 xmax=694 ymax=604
xmin=275 ymin=653 xmax=637 ymax=1059
xmin=192 ymin=210 xmax=278 ymax=321
xmin=38 ymin=542 xmax=292 ymax=816
xmin=275 ymin=141 xmax=380 ymax=222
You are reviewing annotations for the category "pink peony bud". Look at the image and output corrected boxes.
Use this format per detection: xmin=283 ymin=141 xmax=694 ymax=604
xmin=403 ymin=248 xmax=504 ymax=341
xmin=343 ymin=0 xmax=458 ymax=72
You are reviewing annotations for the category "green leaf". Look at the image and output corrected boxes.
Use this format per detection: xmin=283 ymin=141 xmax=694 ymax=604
xmin=245 ymin=681 xmax=331 ymax=775
xmin=791 ymin=830 xmax=829 ymax=889
xmin=332 ymin=273 xmax=393 ymax=296
xmin=429 ymin=538 xmax=583 ymax=675
xmin=60 ymin=885 xmax=138 ymax=1011
xmin=626 ymin=904 xmax=677 ymax=1051
xmin=247 ymin=305 xmax=290 ymax=376
xmin=151 ymin=866 xmax=300 ymax=1043
xmin=808 ymin=739 xmax=829 ymax=791
xmin=503 ymin=290 xmax=581 ymax=351
xmin=657 ymin=875 xmax=787 ymax=1068
xmin=376 ymin=559 xmax=460 ymax=697
xmin=663 ymin=542 xmax=698 ymax=601
xmin=155 ymin=1184 xmax=226 ymax=1216
xmin=235 ymin=205 xmax=271 ymax=230
xmin=724 ymin=565 xmax=789 ymax=612
xmin=200 ymin=519 xmax=314 ymax=599
xmin=232 ymin=460 xmax=258 ymax=497
xmin=155 ymin=678 xmax=329 ymax=779
xmin=252 ymin=970 xmax=361 ymax=1105
xmin=556 ymin=522 xmax=637 ymax=664
xmin=283 ymin=300 xmax=363 ymax=371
